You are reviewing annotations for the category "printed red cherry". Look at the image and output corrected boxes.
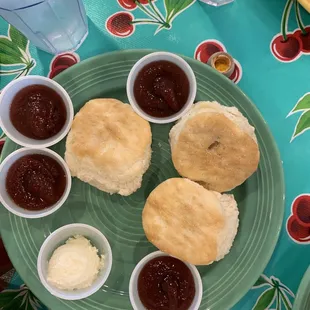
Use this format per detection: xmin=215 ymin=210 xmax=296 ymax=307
xmin=229 ymin=64 xmax=240 ymax=83
xmin=287 ymin=215 xmax=310 ymax=243
xmin=0 ymin=140 xmax=4 ymax=154
xmin=118 ymin=0 xmax=154 ymax=10
xmin=51 ymin=53 xmax=78 ymax=70
xmin=106 ymin=12 xmax=135 ymax=37
xmin=271 ymin=34 xmax=301 ymax=62
xmin=292 ymin=194 xmax=310 ymax=227
xmin=195 ymin=41 xmax=224 ymax=64
xmin=118 ymin=0 xmax=137 ymax=10
xmin=48 ymin=53 xmax=79 ymax=78
xmin=139 ymin=0 xmax=155 ymax=3
xmin=49 ymin=65 xmax=70 ymax=79
xmin=294 ymin=27 xmax=310 ymax=53
xmin=0 ymin=238 xmax=12 ymax=274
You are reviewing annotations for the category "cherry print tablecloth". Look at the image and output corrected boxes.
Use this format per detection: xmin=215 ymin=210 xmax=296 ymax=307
xmin=0 ymin=0 xmax=310 ymax=309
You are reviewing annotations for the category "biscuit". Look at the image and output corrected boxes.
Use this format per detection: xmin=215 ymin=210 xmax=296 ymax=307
xmin=143 ymin=178 xmax=239 ymax=265
xmin=65 ymin=98 xmax=152 ymax=196
xmin=169 ymin=101 xmax=259 ymax=192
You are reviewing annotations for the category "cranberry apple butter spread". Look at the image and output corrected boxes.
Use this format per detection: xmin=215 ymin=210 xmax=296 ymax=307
xmin=6 ymin=154 xmax=66 ymax=211
xmin=10 ymin=85 xmax=67 ymax=139
xmin=138 ymin=256 xmax=195 ymax=310
xmin=133 ymin=61 xmax=190 ymax=117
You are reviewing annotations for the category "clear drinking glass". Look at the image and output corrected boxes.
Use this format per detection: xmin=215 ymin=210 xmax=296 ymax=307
xmin=199 ymin=0 xmax=234 ymax=6
xmin=0 ymin=0 xmax=88 ymax=54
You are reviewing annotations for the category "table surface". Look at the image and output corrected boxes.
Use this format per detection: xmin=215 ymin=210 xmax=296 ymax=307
xmin=0 ymin=1 xmax=309 ymax=309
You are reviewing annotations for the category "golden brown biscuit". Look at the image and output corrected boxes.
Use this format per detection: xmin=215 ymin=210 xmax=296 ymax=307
xmin=143 ymin=178 xmax=226 ymax=265
xmin=170 ymin=101 xmax=259 ymax=192
xmin=65 ymin=98 xmax=152 ymax=196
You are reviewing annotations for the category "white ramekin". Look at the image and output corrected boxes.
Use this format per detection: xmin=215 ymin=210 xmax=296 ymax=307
xmin=127 ymin=52 xmax=197 ymax=124
xmin=0 ymin=75 xmax=73 ymax=148
xmin=37 ymin=223 xmax=113 ymax=300
xmin=129 ymin=251 xmax=203 ymax=310
xmin=0 ymin=147 xmax=71 ymax=218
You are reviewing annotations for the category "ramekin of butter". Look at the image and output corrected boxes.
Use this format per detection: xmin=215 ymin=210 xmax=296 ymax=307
xmin=37 ymin=223 xmax=112 ymax=300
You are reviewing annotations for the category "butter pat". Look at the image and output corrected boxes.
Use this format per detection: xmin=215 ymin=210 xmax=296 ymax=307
xmin=47 ymin=235 xmax=104 ymax=290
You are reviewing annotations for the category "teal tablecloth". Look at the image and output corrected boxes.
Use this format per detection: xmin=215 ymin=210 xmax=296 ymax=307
xmin=0 ymin=0 xmax=309 ymax=309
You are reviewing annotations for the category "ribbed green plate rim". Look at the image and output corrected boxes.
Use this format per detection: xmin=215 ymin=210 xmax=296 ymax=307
xmin=0 ymin=49 xmax=285 ymax=310
xmin=293 ymin=267 xmax=310 ymax=310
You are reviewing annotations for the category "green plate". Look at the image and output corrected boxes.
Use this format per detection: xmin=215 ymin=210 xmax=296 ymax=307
xmin=0 ymin=50 xmax=284 ymax=310
xmin=293 ymin=267 xmax=310 ymax=310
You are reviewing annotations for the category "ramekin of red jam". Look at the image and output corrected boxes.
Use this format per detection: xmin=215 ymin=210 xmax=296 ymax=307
xmin=0 ymin=147 xmax=71 ymax=218
xmin=127 ymin=52 xmax=197 ymax=124
xmin=129 ymin=251 xmax=202 ymax=310
xmin=0 ymin=76 xmax=74 ymax=148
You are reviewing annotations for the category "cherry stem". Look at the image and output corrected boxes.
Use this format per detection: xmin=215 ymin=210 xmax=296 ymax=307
xmin=155 ymin=24 xmax=166 ymax=33
xmin=131 ymin=19 xmax=163 ymax=25
xmin=276 ymin=291 xmax=281 ymax=310
xmin=0 ymin=67 xmax=26 ymax=75
xmin=26 ymin=60 xmax=34 ymax=72
xmin=281 ymin=0 xmax=294 ymax=41
xmin=14 ymin=61 xmax=34 ymax=79
xmin=148 ymin=0 xmax=166 ymax=23
xmin=134 ymin=0 xmax=162 ymax=23
xmin=278 ymin=289 xmax=292 ymax=310
xmin=14 ymin=69 xmax=26 ymax=79
xmin=0 ymin=59 xmax=34 ymax=76
xmin=295 ymin=0 xmax=307 ymax=35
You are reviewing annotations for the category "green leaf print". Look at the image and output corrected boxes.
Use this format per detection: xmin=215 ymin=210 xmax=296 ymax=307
xmin=0 ymin=38 xmax=24 ymax=63
xmin=0 ymin=24 xmax=35 ymax=77
xmin=253 ymin=275 xmax=272 ymax=288
xmin=0 ymin=290 xmax=20 ymax=306
xmin=0 ymin=53 xmax=24 ymax=65
xmin=0 ymin=285 xmax=44 ymax=310
xmin=252 ymin=276 xmax=295 ymax=310
xmin=9 ymin=25 xmax=28 ymax=52
xmin=288 ymin=93 xmax=310 ymax=116
xmin=253 ymin=287 xmax=276 ymax=310
xmin=278 ymin=284 xmax=295 ymax=297
xmin=279 ymin=288 xmax=292 ymax=310
xmin=164 ymin=0 xmax=196 ymax=23
xmin=291 ymin=110 xmax=310 ymax=140
xmin=276 ymin=290 xmax=282 ymax=310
